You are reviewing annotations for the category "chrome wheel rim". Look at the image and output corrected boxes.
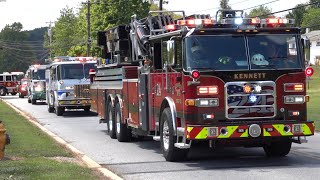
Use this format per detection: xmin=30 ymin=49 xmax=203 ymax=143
xmin=162 ymin=121 xmax=170 ymax=151
xmin=109 ymin=110 xmax=113 ymax=131
xmin=116 ymin=111 xmax=120 ymax=134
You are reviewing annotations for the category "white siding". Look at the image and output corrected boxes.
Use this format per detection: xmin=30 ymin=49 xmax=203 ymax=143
xmin=310 ymin=40 xmax=320 ymax=65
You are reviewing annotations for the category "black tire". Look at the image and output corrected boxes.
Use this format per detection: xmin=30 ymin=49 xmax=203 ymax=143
xmin=107 ymin=102 xmax=116 ymax=139
xmin=0 ymin=87 xmax=7 ymax=96
xmin=263 ymin=138 xmax=292 ymax=157
xmin=55 ymin=106 xmax=64 ymax=116
xmin=11 ymin=92 xmax=17 ymax=95
xmin=31 ymin=99 xmax=37 ymax=105
xmin=160 ymin=107 xmax=188 ymax=162
xmin=84 ymin=107 xmax=90 ymax=113
xmin=115 ymin=103 xmax=131 ymax=142
xmin=48 ymin=103 xmax=54 ymax=113
xmin=19 ymin=93 xmax=24 ymax=98
xmin=28 ymin=98 xmax=31 ymax=103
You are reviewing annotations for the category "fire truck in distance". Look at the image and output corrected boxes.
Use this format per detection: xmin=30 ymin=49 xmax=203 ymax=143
xmin=46 ymin=56 xmax=96 ymax=116
xmin=25 ymin=64 xmax=47 ymax=104
xmin=82 ymin=10 xmax=315 ymax=161
xmin=0 ymin=72 xmax=24 ymax=96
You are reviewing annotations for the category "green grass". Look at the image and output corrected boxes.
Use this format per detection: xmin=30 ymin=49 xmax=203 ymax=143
xmin=0 ymin=101 xmax=102 ymax=180
xmin=307 ymin=66 xmax=320 ymax=132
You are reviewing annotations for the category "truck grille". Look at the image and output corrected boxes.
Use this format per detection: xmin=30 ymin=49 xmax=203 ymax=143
xmin=225 ymin=81 xmax=276 ymax=119
xmin=74 ymin=84 xmax=91 ymax=98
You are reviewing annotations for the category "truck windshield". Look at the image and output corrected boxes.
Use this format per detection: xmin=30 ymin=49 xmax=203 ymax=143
xmin=32 ymin=69 xmax=45 ymax=80
xmin=248 ymin=34 xmax=301 ymax=69
xmin=185 ymin=35 xmax=248 ymax=71
xmin=184 ymin=34 xmax=302 ymax=71
xmin=58 ymin=63 xmax=96 ymax=80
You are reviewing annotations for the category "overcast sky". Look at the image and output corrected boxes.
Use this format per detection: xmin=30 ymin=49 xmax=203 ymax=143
xmin=0 ymin=0 xmax=309 ymax=31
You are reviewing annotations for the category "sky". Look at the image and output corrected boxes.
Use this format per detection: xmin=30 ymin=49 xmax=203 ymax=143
xmin=0 ymin=0 xmax=310 ymax=31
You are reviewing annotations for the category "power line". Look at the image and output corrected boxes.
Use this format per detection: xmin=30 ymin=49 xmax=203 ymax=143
xmin=243 ymin=0 xmax=280 ymax=11
xmin=253 ymin=0 xmax=320 ymax=18
xmin=0 ymin=45 xmax=48 ymax=52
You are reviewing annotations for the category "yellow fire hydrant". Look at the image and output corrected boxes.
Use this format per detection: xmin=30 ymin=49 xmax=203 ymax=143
xmin=0 ymin=120 xmax=10 ymax=160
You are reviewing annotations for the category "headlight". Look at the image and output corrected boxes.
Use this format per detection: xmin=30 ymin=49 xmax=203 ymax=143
xmin=65 ymin=86 xmax=74 ymax=90
xmin=195 ymin=98 xmax=219 ymax=107
xmin=21 ymin=87 xmax=26 ymax=91
xmin=284 ymin=95 xmax=305 ymax=104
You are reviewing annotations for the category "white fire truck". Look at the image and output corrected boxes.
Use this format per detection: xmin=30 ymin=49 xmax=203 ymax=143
xmin=45 ymin=56 xmax=96 ymax=116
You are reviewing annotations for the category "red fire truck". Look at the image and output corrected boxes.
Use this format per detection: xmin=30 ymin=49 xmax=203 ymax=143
xmin=83 ymin=10 xmax=315 ymax=161
xmin=0 ymin=72 xmax=24 ymax=96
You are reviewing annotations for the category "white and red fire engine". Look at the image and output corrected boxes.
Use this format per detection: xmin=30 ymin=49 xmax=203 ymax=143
xmin=0 ymin=72 xmax=24 ymax=96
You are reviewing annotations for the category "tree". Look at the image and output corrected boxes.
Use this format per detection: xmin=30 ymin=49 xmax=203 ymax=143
xmin=309 ymin=0 xmax=320 ymax=8
xmin=50 ymin=7 xmax=80 ymax=56
xmin=302 ymin=8 xmax=320 ymax=31
xmin=286 ymin=4 xmax=307 ymax=28
xmin=0 ymin=22 xmax=36 ymax=72
xmin=248 ymin=5 xmax=272 ymax=18
xmin=220 ymin=0 xmax=231 ymax=9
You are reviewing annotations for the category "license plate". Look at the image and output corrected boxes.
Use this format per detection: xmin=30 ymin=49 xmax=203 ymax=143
xmin=208 ymin=127 xmax=218 ymax=137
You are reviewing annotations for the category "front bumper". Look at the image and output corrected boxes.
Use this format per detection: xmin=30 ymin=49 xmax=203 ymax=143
xmin=58 ymin=98 xmax=91 ymax=107
xmin=186 ymin=121 xmax=314 ymax=140
xmin=32 ymin=91 xmax=46 ymax=100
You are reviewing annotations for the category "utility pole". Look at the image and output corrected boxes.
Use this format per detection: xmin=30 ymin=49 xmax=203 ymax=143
xmin=82 ymin=0 xmax=99 ymax=57
xmin=46 ymin=21 xmax=54 ymax=59
xmin=159 ymin=0 xmax=163 ymax=10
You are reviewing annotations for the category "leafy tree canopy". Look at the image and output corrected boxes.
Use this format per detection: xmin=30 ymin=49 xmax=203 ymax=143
xmin=248 ymin=5 xmax=272 ymax=19
xmin=302 ymin=8 xmax=320 ymax=31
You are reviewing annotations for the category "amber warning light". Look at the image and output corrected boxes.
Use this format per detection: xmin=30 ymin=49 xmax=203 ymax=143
xmin=305 ymin=67 xmax=314 ymax=77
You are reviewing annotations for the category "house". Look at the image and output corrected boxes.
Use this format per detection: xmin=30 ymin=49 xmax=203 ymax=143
xmin=305 ymin=30 xmax=320 ymax=65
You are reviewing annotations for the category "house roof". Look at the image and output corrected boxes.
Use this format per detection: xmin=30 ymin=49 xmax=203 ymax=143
xmin=304 ymin=30 xmax=320 ymax=41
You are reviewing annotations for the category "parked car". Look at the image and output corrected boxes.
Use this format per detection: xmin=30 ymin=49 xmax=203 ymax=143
xmin=17 ymin=78 xmax=28 ymax=98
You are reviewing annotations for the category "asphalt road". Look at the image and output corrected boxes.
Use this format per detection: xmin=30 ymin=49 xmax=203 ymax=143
xmin=2 ymin=96 xmax=320 ymax=180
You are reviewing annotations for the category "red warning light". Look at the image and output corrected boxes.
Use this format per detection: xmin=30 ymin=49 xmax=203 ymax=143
xmin=191 ymin=70 xmax=200 ymax=80
xmin=305 ymin=67 xmax=314 ymax=77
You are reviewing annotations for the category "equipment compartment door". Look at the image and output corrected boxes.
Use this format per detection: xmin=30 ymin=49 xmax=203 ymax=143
xmin=139 ymin=73 xmax=149 ymax=131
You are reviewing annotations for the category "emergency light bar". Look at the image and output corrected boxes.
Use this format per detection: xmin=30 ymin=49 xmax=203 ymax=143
xmin=53 ymin=56 xmax=96 ymax=62
xmin=165 ymin=16 xmax=294 ymax=31
xmin=177 ymin=19 xmax=214 ymax=27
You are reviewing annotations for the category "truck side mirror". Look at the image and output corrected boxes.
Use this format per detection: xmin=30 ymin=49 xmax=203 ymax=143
xmin=167 ymin=40 xmax=176 ymax=66
xmin=89 ymin=69 xmax=96 ymax=83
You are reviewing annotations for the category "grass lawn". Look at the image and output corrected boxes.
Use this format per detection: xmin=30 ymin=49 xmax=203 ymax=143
xmin=0 ymin=101 xmax=103 ymax=180
xmin=307 ymin=66 xmax=320 ymax=132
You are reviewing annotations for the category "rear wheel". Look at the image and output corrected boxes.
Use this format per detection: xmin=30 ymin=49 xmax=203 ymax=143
xmin=107 ymin=102 xmax=116 ymax=139
xmin=263 ymin=138 xmax=292 ymax=157
xmin=19 ymin=93 xmax=24 ymax=98
xmin=55 ymin=106 xmax=64 ymax=116
xmin=27 ymin=97 xmax=31 ymax=103
xmin=160 ymin=107 xmax=188 ymax=162
xmin=0 ymin=87 xmax=7 ymax=96
xmin=11 ymin=92 xmax=17 ymax=95
xmin=115 ymin=103 xmax=131 ymax=142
